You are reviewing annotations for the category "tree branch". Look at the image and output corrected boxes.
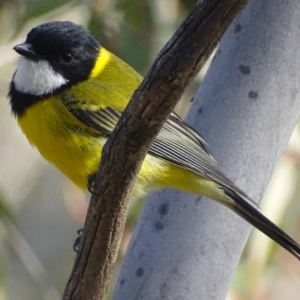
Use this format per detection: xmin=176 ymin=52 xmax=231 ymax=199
xmin=63 ymin=0 xmax=249 ymax=299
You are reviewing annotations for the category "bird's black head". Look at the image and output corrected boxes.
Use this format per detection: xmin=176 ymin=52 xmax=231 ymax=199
xmin=12 ymin=21 xmax=100 ymax=96
xmin=9 ymin=21 xmax=100 ymax=116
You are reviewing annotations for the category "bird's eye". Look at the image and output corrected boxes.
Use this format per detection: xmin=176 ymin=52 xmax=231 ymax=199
xmin=60 ymin=53 xmax=74 ymax=64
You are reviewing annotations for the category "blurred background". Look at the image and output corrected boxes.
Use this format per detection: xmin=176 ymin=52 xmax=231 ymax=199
xmin=0 ymin=0 xmax=300 ymax=299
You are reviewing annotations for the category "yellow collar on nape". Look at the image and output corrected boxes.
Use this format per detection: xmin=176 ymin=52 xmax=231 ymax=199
xmin=89 ymin=47 xmax=111 ymax=79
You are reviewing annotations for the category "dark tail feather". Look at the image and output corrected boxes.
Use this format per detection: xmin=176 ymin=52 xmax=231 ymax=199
xmin=224 ymin=187 xmax=300 ymax=260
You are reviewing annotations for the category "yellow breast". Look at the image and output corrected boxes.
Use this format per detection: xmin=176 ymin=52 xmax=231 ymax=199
xmin=17 ymin=95 xmax=105 ymax=189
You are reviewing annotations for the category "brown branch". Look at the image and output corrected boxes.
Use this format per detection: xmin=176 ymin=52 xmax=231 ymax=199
xmin=63 ymin=0 xmax=249 ymax=299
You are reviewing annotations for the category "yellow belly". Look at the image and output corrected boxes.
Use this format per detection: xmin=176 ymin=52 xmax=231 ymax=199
xmin=17 ymin=96 xmax=103 ymax=188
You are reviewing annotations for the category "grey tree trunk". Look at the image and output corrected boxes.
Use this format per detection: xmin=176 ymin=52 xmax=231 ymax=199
xmin=113 ymin=1 xmax=300 ymax=299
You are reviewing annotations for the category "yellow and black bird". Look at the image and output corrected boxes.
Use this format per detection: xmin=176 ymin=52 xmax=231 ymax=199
xmin=8 ymin=21 xmax=300 ymax=260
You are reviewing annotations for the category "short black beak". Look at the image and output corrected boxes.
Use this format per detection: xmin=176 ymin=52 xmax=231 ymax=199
xmin=13 ymin=43 xmax=36 ymax=58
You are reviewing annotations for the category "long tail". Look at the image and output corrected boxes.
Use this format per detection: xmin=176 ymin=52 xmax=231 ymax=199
xmin=223 ymin=187 xmax=300 ymax=260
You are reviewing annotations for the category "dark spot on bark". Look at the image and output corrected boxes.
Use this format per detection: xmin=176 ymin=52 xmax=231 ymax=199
xmin=198 ymin=106 xmax=203 ymax=114
xmin=248 ymin=91 xmax=258 ymax=99
xmin=120 ymin=279 xmax=125 ymax=285
xmin=136 ymin=268 xmax=144 ymax=277
xmin=195 ymin=197 xmax=202 ymax=205
xmin=239 ymin=65 xmax=251 ymax=75
xmin=190 ymin=97 xmax=194 ymax=102
xmin=159 ymin=202 xmax=169 ymax=216
xmin=155 ymin=221 xmax=165 ymax=230
xmin=234 ymin=24 xmax=242 ymax=33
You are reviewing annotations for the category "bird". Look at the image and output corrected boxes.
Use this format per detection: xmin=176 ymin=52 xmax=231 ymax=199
xmin=8 ymin=20 xmax=300 ymax=260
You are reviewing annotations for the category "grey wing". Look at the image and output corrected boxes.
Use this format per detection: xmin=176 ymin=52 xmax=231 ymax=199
xmin=153 ymin=112 xmax=217 ymax=168
xmin=151 ymin=113 xmax=252 ymax=201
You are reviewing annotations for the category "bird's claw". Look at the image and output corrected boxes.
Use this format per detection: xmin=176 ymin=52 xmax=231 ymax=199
xmin=73 ymin=229 xmax=83 ymax=253
xmin=87 ymin=173 xmax=100 ymax=195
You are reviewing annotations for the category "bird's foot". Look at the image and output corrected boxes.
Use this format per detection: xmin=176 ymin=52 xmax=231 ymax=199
xmin=87 ymin=173 xmax=100 ymax=195
xmin=73 ymin=229 xmax=83 ymax=253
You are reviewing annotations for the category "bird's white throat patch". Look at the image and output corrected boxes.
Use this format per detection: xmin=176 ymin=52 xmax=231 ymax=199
xmin=13 ymin=57 xmax=68 ymax=96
